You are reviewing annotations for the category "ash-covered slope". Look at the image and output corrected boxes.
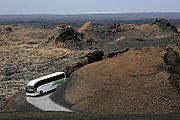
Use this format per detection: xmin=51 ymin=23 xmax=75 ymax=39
xmin=65 ymin=47 xmax=180 ymax=114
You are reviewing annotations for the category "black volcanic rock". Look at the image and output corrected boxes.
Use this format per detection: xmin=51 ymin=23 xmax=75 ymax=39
xmin=47 ymin=25 xmax=82 ymax=43
xmin=44 ymin=25 xmax=89 ymax=50
xmin=163 ymin=47 xmax=180 ymax=74
xmin=84 ymin=51 xmax=106 ymax=63
xmin=152 ymin=18 xmax=178 ymax=32
xmin=65 ymin=51 xmax=106 ymax=77
xmin=164 ymin=48 xmax=179 ymax=66
xmin=163 ymin=47 xmax=180 ymax=92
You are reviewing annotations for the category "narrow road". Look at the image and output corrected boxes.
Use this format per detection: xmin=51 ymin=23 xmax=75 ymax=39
xmin=26 ymin=93 xmax=71 ymax=112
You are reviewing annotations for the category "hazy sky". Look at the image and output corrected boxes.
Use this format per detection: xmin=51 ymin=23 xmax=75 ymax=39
xmin=0 ymin=0 xmax=180 ymax=14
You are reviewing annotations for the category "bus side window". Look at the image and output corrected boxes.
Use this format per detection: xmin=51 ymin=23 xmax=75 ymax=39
xmin=35 ymin=80 xmax=45 ymax=88
xmin=60 ymin=74 xmax=65 ymax=79
xmin=44 ymin=78 xmax=51 ymax=84
xmin=48 ymin=76 xmax=56 ymax=83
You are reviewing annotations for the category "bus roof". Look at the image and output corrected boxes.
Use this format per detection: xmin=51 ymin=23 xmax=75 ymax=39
xmin=27 ymin=72 xmax=65 ymax=86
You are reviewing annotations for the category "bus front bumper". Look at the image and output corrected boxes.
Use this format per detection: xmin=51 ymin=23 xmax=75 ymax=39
xmin=26 ymin=91 xmax=40 ymax=96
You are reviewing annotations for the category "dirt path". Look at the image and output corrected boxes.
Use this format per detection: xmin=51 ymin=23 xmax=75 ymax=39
xmin=26 ymin=93 xmax=72 ymax=112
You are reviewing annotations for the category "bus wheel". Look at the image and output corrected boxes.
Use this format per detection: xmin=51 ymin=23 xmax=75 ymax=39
xmin=40 ymin=91 xmax=43 ymax=95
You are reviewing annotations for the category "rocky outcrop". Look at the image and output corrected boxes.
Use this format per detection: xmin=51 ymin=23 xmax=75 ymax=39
xmin=163 ymin=47 xmax=180 ymax=91
xmin=47 ymin=25 xmax=82 ymax=43
xmin=45 ymin=24 xmax=105 ymax=50
xmin=44 ymin=25 xmax=88 ymax=50
xmin=65 ymin=51 xmax=106 ymax=77
xmin=83 ymin=51 xmax=106 ymax=63
xmin=77 ymin=22 xmax=104 ymax=45
xmin=152 ymin=18 xmax=178 ymax=32
xmin=104 ymin=23 xmax=123 ymax=34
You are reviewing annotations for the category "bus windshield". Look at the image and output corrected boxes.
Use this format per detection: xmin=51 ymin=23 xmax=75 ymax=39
xmin=26 ymin=85 xmax=36 ymax=93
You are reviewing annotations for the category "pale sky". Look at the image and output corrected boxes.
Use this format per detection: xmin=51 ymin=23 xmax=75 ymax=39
xmin=0 ymin=0 xmax=180 ymax=14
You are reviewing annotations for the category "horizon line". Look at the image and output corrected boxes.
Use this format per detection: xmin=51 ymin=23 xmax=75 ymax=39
xmin=0 ymin=11 xmax=180 ymax=15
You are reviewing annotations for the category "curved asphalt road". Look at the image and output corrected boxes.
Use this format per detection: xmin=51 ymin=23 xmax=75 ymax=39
xmin=26 ymin=93 xmax=72 ymax=112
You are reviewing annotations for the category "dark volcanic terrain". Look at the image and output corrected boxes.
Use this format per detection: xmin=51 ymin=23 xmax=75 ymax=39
xmin=1 ymin=16 xmax=180 ymax=119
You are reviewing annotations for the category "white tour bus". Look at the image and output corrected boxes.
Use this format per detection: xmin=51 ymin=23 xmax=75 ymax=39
xmin=25 ymin=72 xmax=66 ymax=96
